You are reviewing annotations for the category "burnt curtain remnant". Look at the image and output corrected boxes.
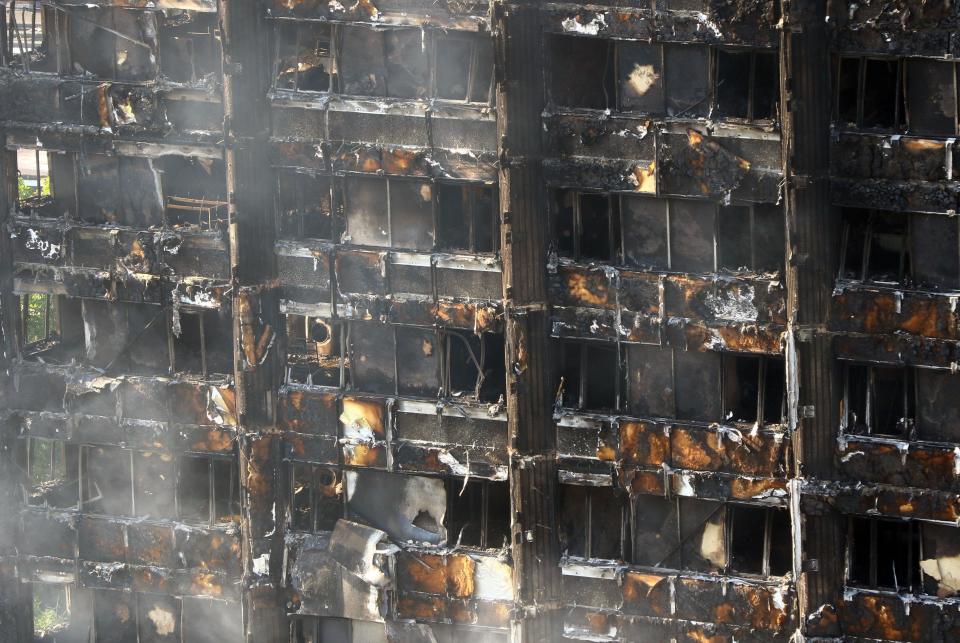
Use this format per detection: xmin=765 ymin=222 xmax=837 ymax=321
xmin=2 ymin=1 xmax=960 ymax=642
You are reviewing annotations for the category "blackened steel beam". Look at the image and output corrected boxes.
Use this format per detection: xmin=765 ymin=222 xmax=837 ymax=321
xmin=780 ymin=0 xmax=845 ymax=633
xmin=494 ymin=2 xmax=561 ymax=641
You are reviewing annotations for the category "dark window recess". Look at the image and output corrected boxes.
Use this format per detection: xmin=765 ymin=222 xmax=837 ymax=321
xmin=715 ymin=50 xmax=779 ymax=120
xmin=338 ymin=26 xmax=429 ymax=99
xmin=68 ymin=8 xmax=159 ymax=82
xmin=160 ymin=156 xmax=229 ymax=231
xmin=274 ymin=23 xmax=333 ymax=92
xmin=618 ymin=41 xmax=664 ymax=113
xmin=905 ymin=59 xmax=958 ymax=136
xmin=173 ymin=309 xmax=233 ymax=377
xmin=722 ymin=355 xmax=785 ymax=425
xmin=911 ymin=213 xmax=960 ymax=290
xmin=442 ymin=330 xmax=506 ymax=403
xmin=841 ymin=209 xmax=910 ymax=284
xmin=158 ymin=12 xmax=221 ymax=84
xmin=290 ymin=617 xmax=354 ymax=643
xmin=559 ymin=485 xmax=630 ymax=561
xmin=25 ymin=439 xmax=79 ymax=509
xmin=17 ymin=294 xmax=84 ymax=363
xmin=669 ymin=199 xmax=716 ymax=273
xmin=445 ymin=479 xmax=511 ymax=549
xmin=728 ymin=505 xmax=792 ymax=576
xmin=3 ymin=1 xmax=58 ymax=72
xmin=286 ymin=316 xmax=342 ymax=387
xmin=343 ymin=176 xmax=433 ymax=251
xmin=437 ymin=183 xmax=499 ymax=253
xmin=916 ymin=369 xmax=960 ymax=443
xmin=848 ymin=517 xmax=922 ymax=592
xmin=558 ymin=340 xmax=620 ymax=412
xmin=844 ymin=364 xmax=916 ymax=438
xmin=435 ymin=33 xmax=494 ymax=103
xmin=277 ymin=172 xmax=333 ymax=240
xmin=718 ymin=204 xmax=785 ymax=273
xmin=549 ymin=35 xmax=615 ymax=110
xmin=622 ymin=195 xmax=668 ymax=269
xmin=291 ymin=464 xmax=342 ymax=533
xmin=178 ymin=456 xmax=239 ymax=524
xmin=834 ymin=56 xmax=903 ymax=130
xmin=551 ymin=190 xmax=620 ymax=262
xmin=81 ymin=446 xmax=133 ymax=516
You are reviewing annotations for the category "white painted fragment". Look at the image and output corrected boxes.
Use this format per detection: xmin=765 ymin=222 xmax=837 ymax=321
xmin=561 ymin=12 xmax=607 ymax=35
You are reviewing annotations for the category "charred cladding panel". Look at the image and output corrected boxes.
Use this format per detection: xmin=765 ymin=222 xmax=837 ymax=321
xmin=2 ymin=1 xmax=959 ymax=642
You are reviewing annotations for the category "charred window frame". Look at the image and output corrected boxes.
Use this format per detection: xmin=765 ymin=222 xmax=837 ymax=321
xmin=286 ymin=316 xmax=344 ymax=387
xmin=290 ymin=463 xmax=342 ymax=533
xmin=840 ymin=209 xmax=912 ymax=285
xmin=160 ymin=156 xmax=229 ymax=231
xmin=80 ymin=446 xmax=133 ymax=516
xmin=273 ymin=21 xmax=334 ymax=93
xmin=32 ymin=583 xmax=77 ymax=638
xmin=714 ymin=48 xmax=779 ymax=121
xmin=177 ymin=454 xmax=239 ymax=525
xmin=834 ymin=55 xmax=904 ymax=130
xmin=551 ymin=189 xmax=621 ymax=263
xmin=843 ymin=363 xmax=916 ymax=439
xmin=436 ymin=182 xmax=499 ymax=254
xmin=1 ymin=1 xmax=61 ymax=73
xmin=727 ymin=505 xmax=792 ymax=576
xmin=440 ymin=329 xmax=506 ymax=403
xmin=721 ymin=354 xmax=786 ymax=426
xmin=560 ymin=485 xmax=631 ymax=561
xmin=17 ymin=293 xmax=61 ymax=352
xmin=272 ymin=22 xmax=494 ymax=104
xmin=276 ymin=170 xmax=334 ymax=241
xmin=290 ymin=616 xmax=355 ymax=643
xmin=22 ymin=438 xmax=80 ymax=509
xmin=445 ymin=479 xmax=511 ymax=550
xmin=847 ymin=517 xmax=922 ymax=593
xmin=557 ymin=340 xmax=621 ymax=413
xmin=15 ymin=147 xmax=53 ymax=212
xmin=170 ymin=308 xmax=233 ymax=378
xmin=157 ymin=11 xmax=222 ymax=85
xmin=556 ymin=192 xmax=784 ymax=274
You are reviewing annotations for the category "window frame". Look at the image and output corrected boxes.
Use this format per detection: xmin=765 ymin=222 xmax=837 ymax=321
xmin=444 ymin=478 xmax=510 ymax=550
xmin=290 ymin=462 xmax=342 ymax=533
xmin=177 ymin=454 xmax=239 ymax=525
xmin=842 ymin=363 xmax=916 ymax=439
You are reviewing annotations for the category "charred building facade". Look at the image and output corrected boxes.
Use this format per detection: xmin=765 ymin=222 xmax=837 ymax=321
xmin=1 ymin=0 xmax=960 ymax=642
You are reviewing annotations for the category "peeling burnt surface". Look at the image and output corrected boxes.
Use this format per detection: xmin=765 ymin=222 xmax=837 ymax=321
xmin=2 ymin=1 xmax=960 ymax=643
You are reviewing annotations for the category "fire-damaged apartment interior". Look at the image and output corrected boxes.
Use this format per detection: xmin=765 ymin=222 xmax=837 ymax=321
xmin=3 ymin=0 xmax=960 ymax=641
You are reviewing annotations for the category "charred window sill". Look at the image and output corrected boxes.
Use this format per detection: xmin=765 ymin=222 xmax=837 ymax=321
xmin=561 ymin=557 xmax=793 ymax=585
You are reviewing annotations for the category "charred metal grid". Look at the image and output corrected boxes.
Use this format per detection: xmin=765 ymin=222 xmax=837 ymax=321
xmin=1 ymin=1 xmax=960 ymax=642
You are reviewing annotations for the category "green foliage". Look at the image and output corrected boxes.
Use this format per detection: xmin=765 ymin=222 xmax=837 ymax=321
xmin=33 ymin=588 xmax=69 ymax=635
xmin=17 ymin=175 xmax=51 ymax=200
xmin=23 ymin=293 xmax=55 ymax=344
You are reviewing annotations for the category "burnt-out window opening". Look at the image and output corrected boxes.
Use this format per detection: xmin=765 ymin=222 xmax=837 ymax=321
xmin=80 ymin=446 xmax=133 ymax=516
xmin=548 ymin=34 xmax=615 ymax=110
xmin=441 ymin=330 xmax=506 ymax=403
xmin=16 ymin=147 xmax=52 ymax=207
xmin=848 ymin=517 xmax=922 ymax=592
xmin=66 ymin=8 xmax=159 ymax=82
xmin=436 ymin=183 xmax=499 ymax=254
xmin=172 ymin=308 xmax=233 ymax=377
xmin=435 ymin=32 xmax=495 ymax=103
xmin=33 ymin=583 xmax=75 ymax=639
xmin=843 ymin=364 xmax=916 ymax=438
xmin=718 ymin=204 xmax=785 ymax=273
xmin=715 ymin=49 xmax=779 ymax=120
xmin=290 ymin=616 xmax=354 ymax=643
xmin=158 ymin=12 xmax=221 ymax=84
xmin=274 ymin=22 xmax=333 ymax=93
xmin=18 ymin=293 xmax=58 ymax=348
xmin=445 ymin=479 xmax=511 ymax=549
xmin=277 ymin=171 xmax=333 ymax=240
xmin=558 ymin=340 xmax=620 ymax=412
xmin=834 ymin=56 xmax=903 ymax=130
xmin=290 ymin=463 xmax=342 ymax=532
xmin=840 ymin=209 xmax=911 ymax=284
xmin=17 ymin=294 xmax=82 ymax=362
xmin=23 ymin=438 xmax=79 ymax=509
xmin=728 ymin=505 xmax=791 ymax=576
xmin=343 ymin=176 xmax=432 ymax=251
xmin=286 ymin=316 xmax=343 ymax=387
xmin=722 ymin=354 xmax=786 ymax=425
xmin=178 ymin=455 xmax=239 ymax=524
xmin=2 ymin=1 xmax=59 ymax=72
xmin=277 ymin=23 xmax=494 ymax=102
xmin=161 ymin=156 xmax=229 ymax=230
xmin=905 ymin=59 xmax=959 ymax=136
xmin=559 ymin=485 xmax=630 ymax=561
xmin=551 ymin=190 xmax=621 ymax=262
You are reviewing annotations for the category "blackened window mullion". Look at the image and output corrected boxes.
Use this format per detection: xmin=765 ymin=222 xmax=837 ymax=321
xmin=869 ymin=518 xmax=878 ymax=587
xmin=579 ymin=343 xmax=588 ymax=409
xmin=747 ymin=52 xmax=757 ymax=121
xmin=857 ymin=56 xmax=867 ymax=127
